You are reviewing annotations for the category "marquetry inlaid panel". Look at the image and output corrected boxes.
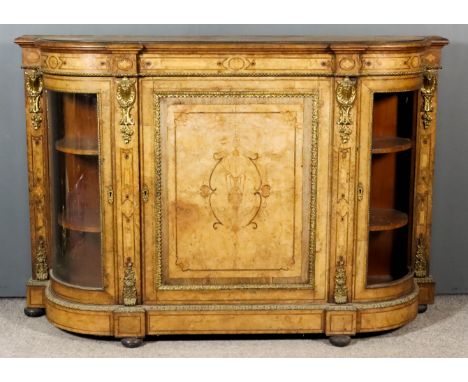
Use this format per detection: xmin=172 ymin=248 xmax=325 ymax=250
xmin=140 ymin=54 xmax=334 ymax=76
xmin=157 ymin=93 xmax=318 ymax=288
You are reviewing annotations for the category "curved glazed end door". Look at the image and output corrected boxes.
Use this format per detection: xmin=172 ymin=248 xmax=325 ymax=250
xmin=355 ymin=75 xmax=422 ymax=302
xmin=44 ymin=76 xmax=116 ymax=304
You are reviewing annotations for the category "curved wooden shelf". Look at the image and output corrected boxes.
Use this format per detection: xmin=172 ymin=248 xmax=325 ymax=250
xmin=372 ymin=137 xmax=412 ymax=154
xmin=58 ymin=214 xmax=101 ymax=233
xmin=367 ymin=274 xmax=395 ymax=285
xmin=55 ymin=138 xmax=98 ymax=156
xmin=369 ymin=208 xmax=408 ymax=232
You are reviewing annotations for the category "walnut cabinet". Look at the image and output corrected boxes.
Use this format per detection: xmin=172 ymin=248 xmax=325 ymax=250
xmin=16 ymin=35 xmax=448 ymax=347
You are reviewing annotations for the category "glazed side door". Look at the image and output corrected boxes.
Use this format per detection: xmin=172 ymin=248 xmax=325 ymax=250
xmin=43 ymin=75 xmax=117 ymax=304
xmin=354 ymin=75 xmax=422 ymax=302
xmin=140 ymin=77 xmax=332 ymax=305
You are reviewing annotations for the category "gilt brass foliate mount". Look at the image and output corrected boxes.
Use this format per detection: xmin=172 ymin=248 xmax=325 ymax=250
xmin=116 ymin=77 xmax=137 ymax=144
xmin=123 ymin=257 xmax=137 ymax=306
xmin=336 ymin=77 xmax=357 ymax=144
xmin=35 ymin=236 xmax=49 ymax=281
xmin=25 ymin=68 xmax=43 ymax=130
xmin=334 ymin=256 xmax=348 ymax=304
xmin=421 ymin=70 xmax=437 ymax=129
xmin=415 ymin=234 xmax=428 ymax=278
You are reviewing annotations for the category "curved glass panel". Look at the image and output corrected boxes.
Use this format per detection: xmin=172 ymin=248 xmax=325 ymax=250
xmin=47 ymin=92 xmax=102 ymax=288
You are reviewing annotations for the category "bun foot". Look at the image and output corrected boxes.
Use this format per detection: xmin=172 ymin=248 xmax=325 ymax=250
xmin=24 ymin=307 xmax=45 ymax=317
xmin=329 ymin=335 xmax=352 ymax=347
xmin=418 ymin=304 xmax=428 ymax=314
xmin=121 ymin=337 xmax=144 ymax=348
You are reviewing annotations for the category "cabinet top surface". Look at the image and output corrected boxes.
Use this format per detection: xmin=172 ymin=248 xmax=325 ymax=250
xmin=15 ymin=34 xmax=448 ymax=48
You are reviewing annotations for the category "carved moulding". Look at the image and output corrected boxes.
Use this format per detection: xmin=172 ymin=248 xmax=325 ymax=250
xmin=116 ymin=77 xmax=137 ymax=144
xmin=421 ymin=70 xmax=437 ymax=129
xmin=334 ymin=256 xmax=348 ymax=304
xmin=25 ymin=68 xmax=43 ymax=130
xmin=336 ymin=77 xmax=357 ymax=144
xmin=123 ymin=257 xmax=137 ymax=306
xmin=414 ymin=235 xmax=428 ymax=278
xmin=153 ymin=91 xmax=319 ymax=290
xmin=35 ymin=236 xmax=49 ymax=281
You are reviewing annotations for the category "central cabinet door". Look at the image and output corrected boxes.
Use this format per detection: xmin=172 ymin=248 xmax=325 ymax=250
xmin=141 ymin=78 xmax=332 ymax=304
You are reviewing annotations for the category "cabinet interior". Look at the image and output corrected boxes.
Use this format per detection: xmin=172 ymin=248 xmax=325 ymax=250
xmin=367 ymin=91 xmax=417 ymax=285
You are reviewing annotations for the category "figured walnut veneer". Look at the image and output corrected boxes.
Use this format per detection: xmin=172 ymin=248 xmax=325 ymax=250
xmin=16 ymin=35 xmax=447 ymax=340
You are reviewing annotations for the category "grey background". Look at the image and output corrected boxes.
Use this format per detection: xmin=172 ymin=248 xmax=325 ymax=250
xmin=1 ymin=25 xmax=467 ymax=297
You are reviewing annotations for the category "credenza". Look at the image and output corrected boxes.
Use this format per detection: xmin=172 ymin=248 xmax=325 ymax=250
xmin=16 ymin=35 xmax=448 ymax=347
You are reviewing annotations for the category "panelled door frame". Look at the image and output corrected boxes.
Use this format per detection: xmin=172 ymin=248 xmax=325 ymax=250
xmin=140 ymin=77 xmax=333 ymax=305
xmin=43 ymin=75 xmax=117 ymax=304
xmin=354 ymin=75 xmax=422 ymax=302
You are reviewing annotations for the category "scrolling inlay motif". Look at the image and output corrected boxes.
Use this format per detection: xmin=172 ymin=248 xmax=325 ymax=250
xmin=116 ymin=77 xmax=136 ymax=144
xmin=200 ymin=131 xmax=271 ymax=232
xmin=25 ymin=69 xmax=43 ymax=130
xmin=336 ymin=77 xmax=357 ymax=144
xmin=123 ymin=257 xmax=137 ymax=306
xmin=421 ymin=70 xmax=437 ymax=129
xmin=334 ymin=256 xmax=348 ymax=304
xmin=35 ymin=236 xmax=48 ymax=281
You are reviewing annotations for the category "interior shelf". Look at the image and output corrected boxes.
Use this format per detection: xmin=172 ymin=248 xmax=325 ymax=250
xmin=367 ymin=274 xmax=395 ymax=285
xmin=372 ymin=136 xmax=412 ymax=154
xmin=58 ymin=214 xmax=101 ymax=233
xmin=369 ymin=208 xmax=408 ymax=232
xmin=55 ymin=138 xmax=99 ymax=156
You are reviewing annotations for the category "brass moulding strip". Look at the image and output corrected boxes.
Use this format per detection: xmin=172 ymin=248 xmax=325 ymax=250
xmin=142 ymin=71 xmax=425 ymax=77
xmin=45 ymin=284 xmax=120 ymax=311
xmin=415 ymin=277 xmax=434 ymax=284
xmin=153 ymin=91 xmax=319 ymax=291
xmin=40 ymin=69 xmax=138 ymax=78
xmin=27 ymin=278 xmax=48 ymax=287
xmin=38 ymin=69 xmax=425 ymax=78
xmin=44 ymin=282 xmax=419 ymax=312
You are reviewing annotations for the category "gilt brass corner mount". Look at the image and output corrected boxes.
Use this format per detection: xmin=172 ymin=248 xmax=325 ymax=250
xmin=25 ymin=68 xmax=43 ymax=130
xmin=336 ymin=77 xmax=357 ymax=144
xmin=123 ymin=257 xmax=137 ymax=306
xmin=421 ymin=70 xmax=437 ymax=130
xmin=116 ymin=77 xmax=137 ymax=144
